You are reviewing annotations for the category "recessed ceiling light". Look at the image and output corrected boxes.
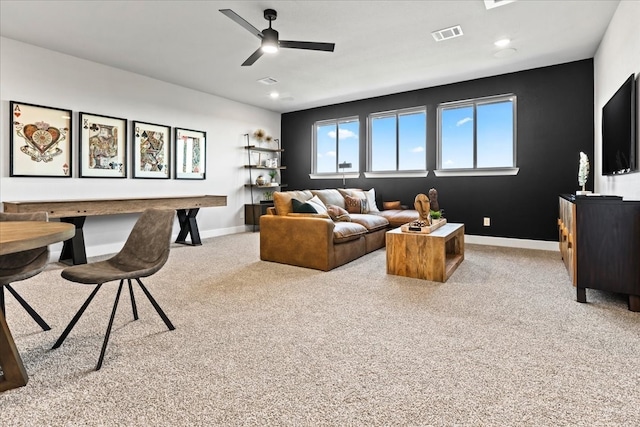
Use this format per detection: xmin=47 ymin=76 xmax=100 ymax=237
xmin=493 ymin=48 xmax=517 ymax=58
xmin=494 ymin=38 xmax=511 ymax=48
xmin=269 ymin=92 xmax=280 ymax=99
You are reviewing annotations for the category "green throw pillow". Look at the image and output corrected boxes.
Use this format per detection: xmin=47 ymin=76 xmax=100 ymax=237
xmin=292 ymin=198 xmax=318 ymax=213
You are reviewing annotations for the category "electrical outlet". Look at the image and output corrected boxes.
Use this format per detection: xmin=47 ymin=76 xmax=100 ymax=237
xmin=483 ymin=217 xmax=491 ymax=227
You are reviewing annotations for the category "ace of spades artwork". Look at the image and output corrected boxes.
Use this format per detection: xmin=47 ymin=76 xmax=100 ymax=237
xmin=139 ymin=130 xmax=166 ymax=172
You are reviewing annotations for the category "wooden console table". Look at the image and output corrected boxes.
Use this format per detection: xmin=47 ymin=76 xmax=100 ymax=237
xmin=2 ymin=195 xmax=226 ymax=265
xmin=0 ymin=221 xmax=75 ymax=392
xmin=386 ymin=223 xmax=465 ymax=282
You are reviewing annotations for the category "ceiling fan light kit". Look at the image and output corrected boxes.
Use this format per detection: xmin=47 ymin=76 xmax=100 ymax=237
xmin=219 ymin=8 xmax=335 ymax=66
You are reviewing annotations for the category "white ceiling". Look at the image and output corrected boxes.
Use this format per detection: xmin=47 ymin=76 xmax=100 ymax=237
xmin=0 ymin=0 xmax=620 ymax=113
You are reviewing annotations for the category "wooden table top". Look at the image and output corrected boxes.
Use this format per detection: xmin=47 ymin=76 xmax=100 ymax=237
xmin=0 ymin=221 xmax=76 ymax=255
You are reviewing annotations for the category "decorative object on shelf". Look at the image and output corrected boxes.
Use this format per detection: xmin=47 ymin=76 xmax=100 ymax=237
xmin=576 ymin=151 xmax=591 ymax=195
xmin=9 ymin=101 xmax=72 ymax=177
xmin=265 ymin=158 xmax=278 ymax=168
xmin=263 ymin=191 xmax=274 ymax=201
xmin=268 ymin=169 xmax=277 ymax=183
xmin=253 ymin=128 xmax=266 ymax=142
xmin=339 ymin=161 xmax=352 ymax=186
xmin=174 ymin=128 xmax=206 ymax=180
xmin=256 ymin=175 xmax=267 ymax=186
xmin=79 ymin=112 xmax=127 ymax=178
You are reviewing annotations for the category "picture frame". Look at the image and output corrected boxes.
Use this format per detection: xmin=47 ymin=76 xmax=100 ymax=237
xmin=132 ymin=120 xmax=171 ymax=179
xmin=174 ymin=127 xmax=206 ymax=180
xmin=9 ymin=101 xmax=72 ymax=177
xmin=79 ymin=112 xmax=128 ymax=178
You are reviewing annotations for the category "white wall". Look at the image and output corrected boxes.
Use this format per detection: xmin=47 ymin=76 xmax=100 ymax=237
xmin=0 ymin=37 xmax=280 ymax=258
xmin=594 ymin=0 xmax=640 ymax=200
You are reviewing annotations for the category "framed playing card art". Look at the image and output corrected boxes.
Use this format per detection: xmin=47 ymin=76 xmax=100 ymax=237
xmin=132 ymin=120 xmax=171 ymax=179
xmin=10 ymin=101 xmax=72 ymax=177
xmin=174 ymin=128 xmax=206 ymax=180
xmin=79 ymin=112 xmax=127 ymax=178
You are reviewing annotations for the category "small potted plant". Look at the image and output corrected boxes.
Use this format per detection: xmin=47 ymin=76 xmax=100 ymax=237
xmin=268 ymin=169 xmax=277 ymax=184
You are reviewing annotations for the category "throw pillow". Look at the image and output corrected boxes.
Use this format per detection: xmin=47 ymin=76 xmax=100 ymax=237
xmin=364 ymin=188 xmax=380 ymax=213
xmin=326 ymin=204 xmax=352 ymax=222
xmin=344 ymin=195 xmax=368 ymax=214
xmin=383 ymin=200 xmax=402 ymax=210
xmin=306 ymin=195 xmax=328 ymax=215
xmin=292 ymin=198 xmax=318 ymax=213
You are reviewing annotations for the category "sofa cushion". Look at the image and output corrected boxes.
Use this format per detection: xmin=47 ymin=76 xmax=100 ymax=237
xmin=344 ymin=194 xmax=368 ymax=214
xmin=383 ymin=200 xmax=402 ymax=210
xmin=326 ymin=204 xmax=351 ymax=222
xmin=286 ymin=213 xmax=331 ymax=219
xmin=311 ymin=189 xmax=346 ymax=209
xmin=377 ymin=209 xmax=420 ymax=227
xmin=349 ymin=213 xmax=389 ymax=232
xmin=339 ymin=188 xmax=380 ymax=213
xmin=333 ymin=222 xmax=368 ymax=243
xmin=273 ymin=190 xmax=313 ymax=215
xmin=292 ymin=198 xmax=319 ymax=213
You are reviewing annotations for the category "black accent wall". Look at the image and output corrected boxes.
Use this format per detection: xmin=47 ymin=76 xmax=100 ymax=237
xmin=281 ymin=59 xmax=594 ymax=241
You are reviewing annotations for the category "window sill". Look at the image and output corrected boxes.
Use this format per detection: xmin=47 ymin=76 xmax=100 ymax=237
xmin=309 ymin=173 xmax=360 ymax=180
xmin=364 ymin=171 xmax=429 ymax=178
xmin=433 ymin=167 xmax=519 ymax=177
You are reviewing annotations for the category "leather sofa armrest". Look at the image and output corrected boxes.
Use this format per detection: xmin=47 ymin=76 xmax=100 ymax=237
xmin=260 ymin=214 xmax=335 ymax=271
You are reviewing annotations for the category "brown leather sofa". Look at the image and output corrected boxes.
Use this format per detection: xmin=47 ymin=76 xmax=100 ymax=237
xmin=259 ymin=189 xmax=419 ymax=271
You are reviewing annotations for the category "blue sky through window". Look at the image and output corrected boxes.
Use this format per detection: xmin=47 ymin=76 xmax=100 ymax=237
xmin=316 ymin=119 xmax=359 ymax=173
xmin=371 ymin=110 xmax=426 ymax=171
xmin=440 ymin=98 xmax=514 ymax=169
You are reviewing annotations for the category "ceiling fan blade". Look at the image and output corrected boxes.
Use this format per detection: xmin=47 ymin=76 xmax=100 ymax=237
xmin=242 ymin=48 xmax=264 ymax=66
xmin=219 ymin=9 xmax=263 ymax=39
xmin=279 ymin=40 xmax=335 ymax=52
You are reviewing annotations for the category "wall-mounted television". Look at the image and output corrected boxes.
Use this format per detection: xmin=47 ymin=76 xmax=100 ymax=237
xmin=601 ymin=73 xmax=637 ymax=175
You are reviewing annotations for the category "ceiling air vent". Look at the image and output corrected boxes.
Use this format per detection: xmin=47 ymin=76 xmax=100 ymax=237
xmin=257 ymin=77 xmax=278 ymax=85
xmin=484 ymin=0 xmax=516 ymax=10
xmin=431 ymin=25 xmax=463 ymax=42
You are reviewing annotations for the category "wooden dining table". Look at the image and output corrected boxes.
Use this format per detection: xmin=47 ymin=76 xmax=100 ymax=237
xmin=0 ymin=221 xmax=75 ymax=392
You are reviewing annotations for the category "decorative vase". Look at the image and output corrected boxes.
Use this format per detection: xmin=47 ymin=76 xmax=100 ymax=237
xmin=256 ymin=175 xmax=266 ymax=186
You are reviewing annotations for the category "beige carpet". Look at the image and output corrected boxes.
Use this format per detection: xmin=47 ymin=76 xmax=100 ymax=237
xmin=1 ymin=232 xmax=639 ymax=426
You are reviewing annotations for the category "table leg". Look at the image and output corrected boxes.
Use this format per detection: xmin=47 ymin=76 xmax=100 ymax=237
xmin=175 ymin=208 xmax=202 ymax=246
xmin=59 ymin=217 xmax=87 ymax=265
xmin=0 ymin=311 xmax=28 ymax=392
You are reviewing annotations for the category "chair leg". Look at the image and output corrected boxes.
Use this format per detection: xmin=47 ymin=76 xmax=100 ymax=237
xmin=96 ymin=280 xmax=125 ymax=371
xmin=128 ymin=279 xmax=139 ymax=321
xmin=5 ymin=284 xmax=51 ymax=331
xmin=52 ymin=283 xmax=103 ymax=349
xmin=135 ymin=278 xmax=175 ymax=331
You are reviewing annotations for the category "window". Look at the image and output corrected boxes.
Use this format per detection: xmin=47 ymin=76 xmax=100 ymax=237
xmin=312 ymin=117 xmax=359 ymax=175
xmin=437 ymin=94 xmax=516 ymax=174
xmin=368 ymin=107 xmax=426 ymax=173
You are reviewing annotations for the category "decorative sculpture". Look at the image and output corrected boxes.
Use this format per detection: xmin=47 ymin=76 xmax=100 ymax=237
xmin=428 ymin=188 xmax=439 ymax=212
xmin=414 ymin=193 xmax=432 ymax=224
xmin=577 ymin=151 xmax=590 ymax=195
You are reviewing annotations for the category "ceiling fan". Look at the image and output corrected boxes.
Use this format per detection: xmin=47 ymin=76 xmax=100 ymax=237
xmin=219 ymin=8 xmax=335 ymax=66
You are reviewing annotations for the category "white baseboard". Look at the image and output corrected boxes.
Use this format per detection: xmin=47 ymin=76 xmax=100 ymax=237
xmin=465 ymin=234 xmax=559 ymax=251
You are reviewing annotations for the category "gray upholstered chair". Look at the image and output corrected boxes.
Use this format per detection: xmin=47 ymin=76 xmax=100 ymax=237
xmin=0 ymin=212 xmax=52 ymax=331
xmin=52 ymin=208 xmax=176 ymax=370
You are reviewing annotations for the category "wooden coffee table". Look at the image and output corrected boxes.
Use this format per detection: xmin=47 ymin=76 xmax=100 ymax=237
xmin=386 ymin=223 xmax=464 ymax=282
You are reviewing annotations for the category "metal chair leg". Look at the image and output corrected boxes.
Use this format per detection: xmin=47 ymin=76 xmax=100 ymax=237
xmin=52 ymin=283 xmax=103 ymax=349
xmin=128 ymin=279 xmax=138 ymax=321
xmin=135 ymin=278 xmax=175 ymax=331
xmin=5 ymin=284 xmax=51 ymax=331
xmin=96 ymin=280 xmax=124 ymax=371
